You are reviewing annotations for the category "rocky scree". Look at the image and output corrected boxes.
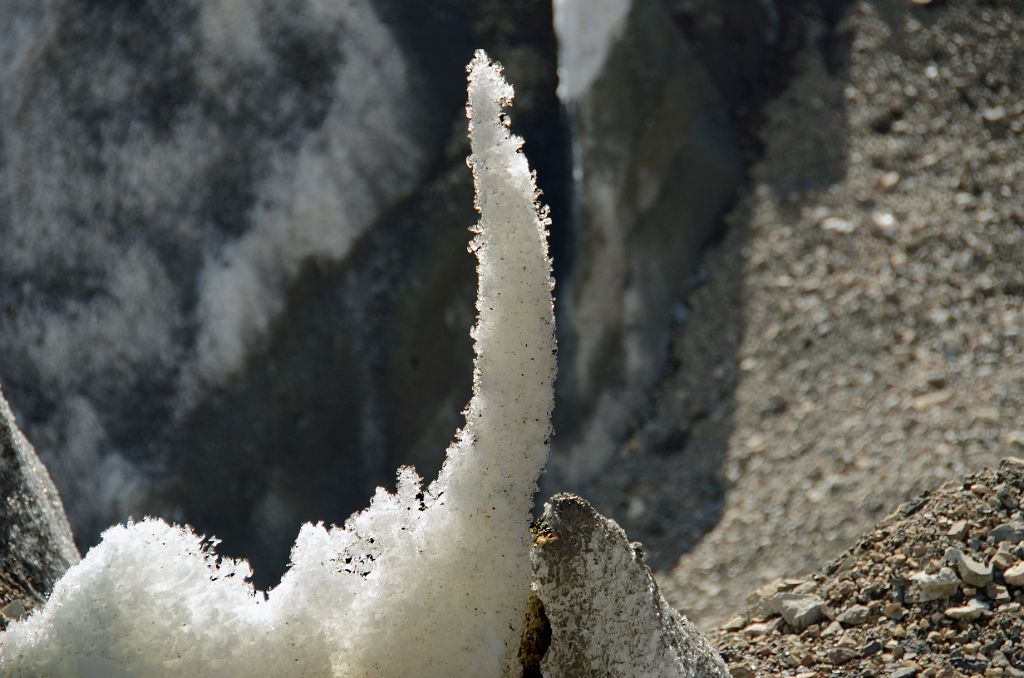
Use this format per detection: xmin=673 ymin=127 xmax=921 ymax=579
xmin=714 ymin=459 xmax=1024 ymax=677
xmin=571 ymin=0 xmax=1024 ymax=628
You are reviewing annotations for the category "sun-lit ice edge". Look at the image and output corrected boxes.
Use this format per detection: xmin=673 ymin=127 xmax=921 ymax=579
xmin=0 ymin=49 xmax=555 ymax=678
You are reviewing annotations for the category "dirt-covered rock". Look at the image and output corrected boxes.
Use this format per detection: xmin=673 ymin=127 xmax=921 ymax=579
xmin=531 ymin=494 xmax=728 ymax=677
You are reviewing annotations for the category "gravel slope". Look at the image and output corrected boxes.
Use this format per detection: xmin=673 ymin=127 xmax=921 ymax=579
xmin=585 ymin=0 xmax=1024 ymax=631
xmin=714 ymin=458 xmax=1024 ymax=677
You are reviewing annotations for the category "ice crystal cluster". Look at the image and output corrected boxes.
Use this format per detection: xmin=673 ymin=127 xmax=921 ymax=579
xmin=0 ymin=50 xmax=555 ymax=678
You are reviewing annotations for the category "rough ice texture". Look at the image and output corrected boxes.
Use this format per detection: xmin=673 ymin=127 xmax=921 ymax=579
xmin=0 ymin=0 xmax=427 ymax=538
xmin=0 ymin=50 xmax=553 ymax=677
xmin=0 ymin=385 xmax=79 ymax=602
xmin=185 ymin=0 xmax=415 ymax=398
xmin=533 ymin=494 xmax=728 ymax=677
xmin=549 ymin=0 xmax=740 ymax=484
xmin=552 ymin=0 xmax=632 ymax=101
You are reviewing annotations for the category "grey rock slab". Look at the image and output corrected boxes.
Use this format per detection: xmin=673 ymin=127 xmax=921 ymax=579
xmin=772 ymin=593 xmax=825 ymax=630
xmin=990 ymin=521 xmax=1024 ymax=545
xmin=821 ymin=621 xmax=843 ymax=637
xmin=746 ymin=578 xmax=812 ymax=616
xmin=837 ymin=604 xmax=870 ymax=626
xmin=947 ymin=519 xmax=969 ymax=540
xmin=0 ymin=384 xmax=79 ymax=601
xmin=945 ymin=547 xmax=993 ymax=587
xmin=532 ymin=493 xmax=728 ymax=677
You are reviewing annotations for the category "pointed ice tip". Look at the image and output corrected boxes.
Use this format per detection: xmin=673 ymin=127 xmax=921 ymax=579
xmin=467 ymin=50 xmax=514 ymax=115
xmin=451 ymin=45 xmax=555 ymax=516
xmin=468 ymin=49 xmax=498 ymax=76
xmin=469 ymin=48 xmax=488 ymax=69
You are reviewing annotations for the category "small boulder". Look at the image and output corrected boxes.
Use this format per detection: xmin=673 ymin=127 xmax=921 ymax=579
xmin=944 ymin=547 xmax=993 ymax=588
xmin=774 ymin=594 xmax=825 ymax=630
xmin=990 ymin=521 xmax=1024 ymax=545
xmin=909 ymin=567 xmax=961 ymax=602
xmin=992 ymin=544 xmax=1017 ymax=571
xmin=944 ymin=599 xmax=989 ymax=621
xmin=532 ymin=494 xmax=728 ymax=677
xmin=837 ymin=604 xmax=870 ymax=626
xmin=1003 ymin=561 xmax=1024 ymax=587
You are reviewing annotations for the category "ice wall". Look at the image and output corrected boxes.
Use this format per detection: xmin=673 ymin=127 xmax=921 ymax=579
xmin=0 ymin=0 xmax=430 ymax=542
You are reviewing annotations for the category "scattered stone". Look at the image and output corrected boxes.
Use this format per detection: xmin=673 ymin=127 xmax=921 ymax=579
xmin=721 ymin=615 xmax=746 ymax=632
xmin=970 ymin=483 xmax=992 ymax=496
xmin=990 ymin=521 xmax=1024 ymax=545
xmin=883 ymin=601 xmax=905 ymax=619
xmin=944 ymin=599 xmax=989 ymax=621
xmin=995 ymin=484 xmax=1017 ymax=509
xmin=886 ymin=668 xmax=918 ymax=678
xmin=947 ymin=520 xmax=969 ymax=540
xmin=648 ymin=0 xmax=1024 ymax=673
xmin=1003 ymin=562 xmax=1024 ymax=587
xmin=910 ymin=389 xmax=953 ymax=412
xmin=820 ymin=216 xmax=855 ymax=233
xmin=987 ymin=584 xmax=1011 ymax=604
xmin=945 ymin=548 xmax=993 ymax=588
xmin=747 ymin=579 xmax=808 ymax=615
xmin=743 ymin=622 xmax=772 ymax=638
xmin=982 ymin=106 xmax=1007 ymax=123
xmin=775 ymin=593 xmax=825 ymax=630
xmin=821 ymin=620 xmax=843 ymax=637
xmin=992 ymin=545 xmax=1017 ymax=572
xmin=910 ymin=567 xmax=961 ymax=602
xmin=861 ymin=639 xmax=882 ymax=656
xmin=837 ymin=604 xmax=870 ymax=626
xmin=871 ymin=210 xmax=897 ymax=229
xmin=664 ymin=0 xmax=1024 ymax=639
xmin=828 ymin=646 xmax=861 ymax=665
xmin=713 ymin=461 xmax=1024 ymax=675
xmin=879 ymin=171 xmax=901 ymax=189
